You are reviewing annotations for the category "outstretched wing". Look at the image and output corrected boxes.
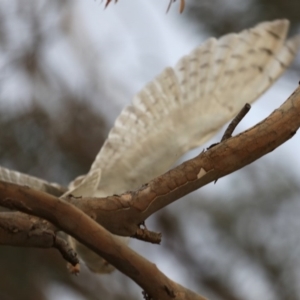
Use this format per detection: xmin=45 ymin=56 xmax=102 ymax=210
xmin=72 ymin=19 xmax=300 ymax=197
xmin=0 ymin=166 xmax=67 ymax=197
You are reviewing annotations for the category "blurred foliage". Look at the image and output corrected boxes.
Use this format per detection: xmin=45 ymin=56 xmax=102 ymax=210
xmin=0 ymin=1 xmax=300 ymax=300
xmin=187 ymin=0 xmax=300 ymax=36
xmin=0 ymin=100 xmax=106 ymax=185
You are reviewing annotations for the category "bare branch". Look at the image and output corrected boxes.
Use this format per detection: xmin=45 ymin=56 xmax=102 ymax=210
xmin=221 ymin=103 xmax=251 ymax=142
xmin=133 ymin=226 xmax=162 ymax=244
xmin=0 ymin=212 xmax=78 ymax=266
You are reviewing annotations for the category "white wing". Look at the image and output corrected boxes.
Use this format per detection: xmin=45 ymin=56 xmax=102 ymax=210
xmin=66 ymin=169 xmax=101 ymax=197
xmin=0 ymin=166 xmax=67 ymax=197
xmin=70 ymin=19 xmax=300 ymax=198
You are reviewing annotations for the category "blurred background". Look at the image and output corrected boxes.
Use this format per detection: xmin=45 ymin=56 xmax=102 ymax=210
xmin=0 ymin=0 xmax=300 ymax=299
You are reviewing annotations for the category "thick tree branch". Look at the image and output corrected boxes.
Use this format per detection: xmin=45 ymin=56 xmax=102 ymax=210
xmin=0 ymin=183 xmax=206 ymax=300
xmin=0 ymin=212 xmax=78 ymax=266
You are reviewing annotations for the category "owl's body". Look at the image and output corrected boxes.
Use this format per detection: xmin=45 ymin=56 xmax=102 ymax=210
xmin=0 ymin=20 xmax=299 ymax=273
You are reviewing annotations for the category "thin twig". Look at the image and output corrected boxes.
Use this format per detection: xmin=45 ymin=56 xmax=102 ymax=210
xmin=166 ymin=0 xmax=185 ymax=13
xmin=221 ymin=103 xmax=251 ymax=142
xmin=133 ymin=228 xmax=162 ymax=244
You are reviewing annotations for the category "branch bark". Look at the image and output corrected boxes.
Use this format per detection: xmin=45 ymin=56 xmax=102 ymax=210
xmin=0 ymin=183 xmax=206 ymax=300
xmin=0 ymin=84 xmax=300 ymax=299
xmin=0 ymin=211 xmax=78 ymax=266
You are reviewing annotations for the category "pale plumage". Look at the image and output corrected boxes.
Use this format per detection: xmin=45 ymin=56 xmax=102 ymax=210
xmin=0 ymin=20 xmax=299 ymax=273
xmin=0 ymin=166 xmax=66 ymax=197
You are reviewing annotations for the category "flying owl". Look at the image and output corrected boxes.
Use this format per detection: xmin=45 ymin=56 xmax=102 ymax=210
xmin=0 ymin=20 xmax=299 ymax=274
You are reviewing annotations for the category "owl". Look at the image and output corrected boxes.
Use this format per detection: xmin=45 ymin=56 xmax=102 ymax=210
xmin=0 ymin=19 xmax=299 ymax=273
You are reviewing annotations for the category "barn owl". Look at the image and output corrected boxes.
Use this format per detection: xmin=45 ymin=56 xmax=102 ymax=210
xmin=0 ymin=20 xmax=299 ymax=274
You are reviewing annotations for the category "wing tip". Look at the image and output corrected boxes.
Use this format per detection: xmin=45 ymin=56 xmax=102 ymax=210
xmin=255 ymin=19 xmax=290 ymax=40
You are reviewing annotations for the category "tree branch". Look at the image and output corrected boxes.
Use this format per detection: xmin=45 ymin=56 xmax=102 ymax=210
xmin=0 ymin=211 xmax=78 ymax=266
xmin=0 ymin=182 xmax=206 ymax=300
